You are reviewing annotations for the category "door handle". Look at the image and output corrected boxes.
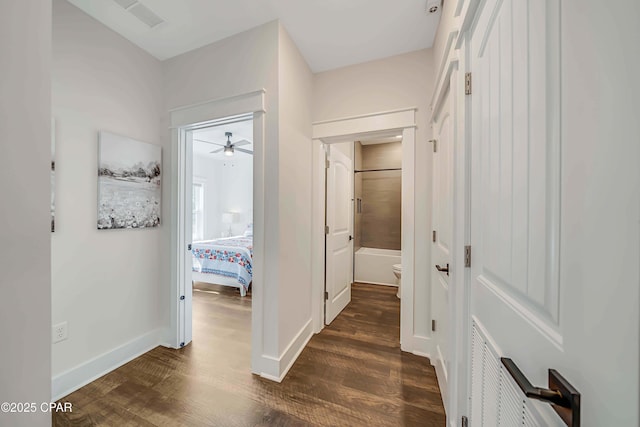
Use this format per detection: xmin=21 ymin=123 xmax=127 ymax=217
xmin=501 ymin=358 xmax=580 ymax=427
xmin=435 ymin=263 xmax=449 ymax=276
xmin=348 ymin=235 xmax=353 ymax=241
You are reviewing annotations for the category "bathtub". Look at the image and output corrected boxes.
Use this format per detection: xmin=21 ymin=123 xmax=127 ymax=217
xmin=354 ymin=247 xmax=401 ymax=286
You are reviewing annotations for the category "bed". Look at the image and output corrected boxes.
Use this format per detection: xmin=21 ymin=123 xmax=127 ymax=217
xmin=191 ymin=235 xmax=253 ymax=296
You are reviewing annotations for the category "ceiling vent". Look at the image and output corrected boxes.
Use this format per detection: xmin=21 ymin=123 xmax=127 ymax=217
xmin=112 ymin=0 xmax=165 ymax=29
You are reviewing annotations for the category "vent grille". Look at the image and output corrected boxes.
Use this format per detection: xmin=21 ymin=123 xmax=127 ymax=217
xmin=112 ymin=0 xmax=165 ymax=29
xmin=470 ymin=320 xmax=550 ymax=426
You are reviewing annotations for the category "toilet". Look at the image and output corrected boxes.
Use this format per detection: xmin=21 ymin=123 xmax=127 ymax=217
xmin=392 ymin=264 xmax=402 ymax=298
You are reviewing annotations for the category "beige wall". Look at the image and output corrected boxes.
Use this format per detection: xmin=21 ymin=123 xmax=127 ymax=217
xmin=52 ymin=0 xmax=164 ymax=377
xmin=276 ymin=23 xmax=314 ymax=355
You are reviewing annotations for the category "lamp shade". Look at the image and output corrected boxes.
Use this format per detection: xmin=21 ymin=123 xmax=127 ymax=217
xmin=222 ymin=212 xmax=239 ymax=224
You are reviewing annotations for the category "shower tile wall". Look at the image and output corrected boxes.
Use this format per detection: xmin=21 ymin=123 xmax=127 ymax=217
xmin=355 ymin=141 xmax=402 ymax=250
xmin=354 ymin=142 xmax=363 ymax=253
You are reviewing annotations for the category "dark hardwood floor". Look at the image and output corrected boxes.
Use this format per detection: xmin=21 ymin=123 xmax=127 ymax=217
xmin=53 ymin=283 xmax=445 ymax=426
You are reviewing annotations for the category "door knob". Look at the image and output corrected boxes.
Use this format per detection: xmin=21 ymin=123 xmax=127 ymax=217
xmin=435 ymin=263 xmax=449 ymax=276
xmin=349 ymin=235 xmax=353 ymax=241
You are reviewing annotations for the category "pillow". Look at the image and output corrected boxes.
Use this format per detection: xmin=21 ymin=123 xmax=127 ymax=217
xmin=243 ymin=223 xmax=253 ymax=237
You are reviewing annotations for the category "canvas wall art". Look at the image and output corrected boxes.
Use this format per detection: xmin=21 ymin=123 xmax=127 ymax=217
xmin=98 ymin=132 xmax=161 ymax=230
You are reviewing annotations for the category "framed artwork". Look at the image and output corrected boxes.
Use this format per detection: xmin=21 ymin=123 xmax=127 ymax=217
xmin=97 ymin=131 xmax=161 ymax=230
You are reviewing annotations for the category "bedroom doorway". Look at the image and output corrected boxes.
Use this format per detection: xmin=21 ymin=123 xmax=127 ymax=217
xmin=184 ymin=115 xmax=254 ymax=368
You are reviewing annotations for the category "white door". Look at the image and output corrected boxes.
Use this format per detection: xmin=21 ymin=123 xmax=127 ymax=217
xmin=325 ymin=145 xmax=354 ymax=324
xmin=468 ymin=0 xmax=638 ymax=425
xmin=431 ymin=85 xmax=454 ymax=410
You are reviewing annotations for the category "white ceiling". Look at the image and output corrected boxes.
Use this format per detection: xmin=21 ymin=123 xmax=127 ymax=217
xmin=192 ymin=119 xmax=253 ymax=159
xmin=66 ymin=0 xmax=442 ymax=72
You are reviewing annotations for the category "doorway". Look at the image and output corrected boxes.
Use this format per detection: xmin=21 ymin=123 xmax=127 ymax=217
xmin=169 ymin=90 xmax=266 ymax=376
xmin=189 ymin=118 xmax=254 ymax=353
xmin=311 ymin=108 xmax=423 ymax=355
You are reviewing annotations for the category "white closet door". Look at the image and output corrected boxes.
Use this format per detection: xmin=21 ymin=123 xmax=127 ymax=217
xmin=468 ymin=0 xmax=638 ymax=425
xmin=431 ymin=84 xmax=454 ymax=410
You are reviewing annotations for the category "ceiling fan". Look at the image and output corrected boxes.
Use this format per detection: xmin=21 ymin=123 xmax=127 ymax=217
xmin=194 ymin=132 xmax=253 ymax=156
xmin=201 ymin=131 xmax=253 ymax=157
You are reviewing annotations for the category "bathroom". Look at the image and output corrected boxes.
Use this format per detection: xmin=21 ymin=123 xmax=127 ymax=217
xmin=353 ymin=137 xmax=402 ymax=295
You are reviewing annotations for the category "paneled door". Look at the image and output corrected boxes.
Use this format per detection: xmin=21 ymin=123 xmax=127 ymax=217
xmin=431 ymin=85 xmax=454 ymax=410
xmin=325 ymin=145 xmax=354 ymax=324
xmin=468 ymin=0 xmax=638 ymax=425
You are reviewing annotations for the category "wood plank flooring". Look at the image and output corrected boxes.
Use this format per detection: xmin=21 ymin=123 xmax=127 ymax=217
xmin=53 ymin=283 xmax=445 ymax=426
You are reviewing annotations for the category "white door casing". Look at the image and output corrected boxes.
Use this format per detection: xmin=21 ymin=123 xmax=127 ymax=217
xmin=465 ymin=0 xmax=640 ymax=424
xmin=181 ymin=129 xmax=194 ymax=347
xmin=325 ymin=145 xmax=354 ymax=324
xmin=431 ymin=85 xmax=454 ymax=410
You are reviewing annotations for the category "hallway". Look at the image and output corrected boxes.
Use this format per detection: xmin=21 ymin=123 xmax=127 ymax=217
xmin=53 ymin=283 xmax=445 ymax=426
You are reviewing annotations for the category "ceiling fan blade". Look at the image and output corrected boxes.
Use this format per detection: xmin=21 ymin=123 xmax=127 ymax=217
xmin=233 ymin=139 xmax=252 ymax=147
xmin=234 ymin=147 xmax=254 ymax=155
xmin=194 ymin=138 xmax=226 ymax=147
xmin=210 ymin=147 xmax=224 ymax=154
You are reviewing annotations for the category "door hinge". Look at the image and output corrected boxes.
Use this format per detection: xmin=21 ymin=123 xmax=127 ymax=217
xmin=187 ymin=243 xmax=192 ymax=251
xmin=464 ymin=245 xmax=471 ymax=268
xmin=432 ymin=230 xmax=437 ymax=242
xmin=179 ymin=295 xmax=185 ymax=301
xmin=325 ymin=159 xmax=330 ymax=169
xmin=461 ymin=415 xmax=469 ymax=427
xmin=429 ymin=139 xmax=437 ymax=153
xmin=465 ymin=72 xmax=472 ymax=95
xmin=325 ymin=225 xmax=330 ymax=235
xmin=432 ymin=319 xmax=436 ymax=332
xmin=325 ymin=291 xmax=329 ymax=300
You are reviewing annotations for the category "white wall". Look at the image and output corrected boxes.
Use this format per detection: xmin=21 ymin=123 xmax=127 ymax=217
xmin=313 ymin=49 xmax=436 ymax=346
xmin=0 ymin=1 xmax=52 ymax=426
xmin=276 ymin=24 xmax=314 ymax=357
xmin=193 ymin=153 xmax=253 ymax=239
xmin=192 ymin=155 xmax=219 ymax=239
xmin=51 ymin=0 xmax=165 ymax=381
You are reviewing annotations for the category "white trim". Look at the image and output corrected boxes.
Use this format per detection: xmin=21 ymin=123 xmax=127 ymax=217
xmin=411 ymin=335 xmax=431 ymax=358
xmin=432 ymin=29 xmax=460 ymax=112
xmin=356 ymin=280 xmax=399 ymax=287
xmin=431 ymin=51 xmax=460 ymax=123
xmin=313 ymin=109 xmax=417 ymax=141
xmin=311 ymin=140 xmax=327 ymax=334
xmin=400 ymin=126 xmax=416 ymax=354
xmin=311 ymin=109 xmax=421 ymax=356
xmin=170 ymin=90 xmax=266 ymax=129
xmin=169 ymin=89 xmax=266 ymax=113
xmin=259 ymin=319 xmax=313 ymax=382
xmin=52 ymin=329 xmax=161 ymax=401
xmin=312 ymin=107 xmax=418 ymax=126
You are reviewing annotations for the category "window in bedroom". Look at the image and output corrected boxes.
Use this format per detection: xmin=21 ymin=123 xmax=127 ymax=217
xmin=192 ymin=182 xmax=205 ymax=241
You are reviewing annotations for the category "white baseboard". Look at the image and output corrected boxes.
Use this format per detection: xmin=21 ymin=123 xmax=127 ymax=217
xmin=52 ymin=329 xmax=161 ymax=401
xmin=355 ymin=280 xmax=398 ymax=287
xmin=259 ymin=319 xmax=313 ymax=382
xmin=411 ymin=334 xmax=431 ymax=358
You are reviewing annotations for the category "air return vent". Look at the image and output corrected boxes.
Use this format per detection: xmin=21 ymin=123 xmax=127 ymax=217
xmin=112 ymin=0 xmax=165 ymax=29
